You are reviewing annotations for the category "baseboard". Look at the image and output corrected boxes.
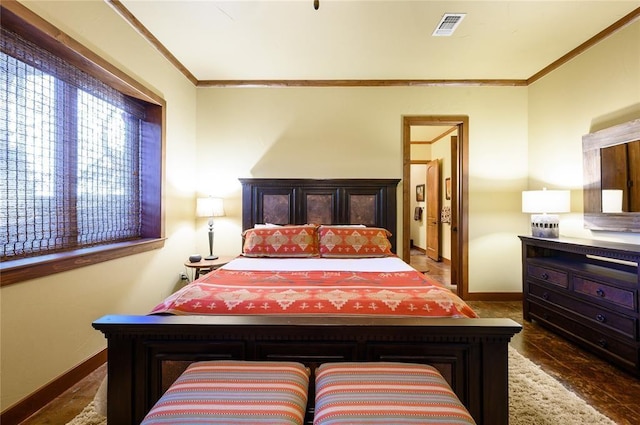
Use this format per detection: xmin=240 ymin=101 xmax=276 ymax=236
xmin=1 ymin=349 xmax=107 ymax=425
xmin=464 ymin=292 xmax=523 ymax=301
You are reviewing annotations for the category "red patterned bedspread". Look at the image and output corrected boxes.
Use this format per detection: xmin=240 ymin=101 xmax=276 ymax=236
xmin=151 ymin=268 xmax=477 ymax=318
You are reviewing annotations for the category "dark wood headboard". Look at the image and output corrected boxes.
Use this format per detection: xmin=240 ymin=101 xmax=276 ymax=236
xmin=240 ymin=178 xmax=400 ymax=252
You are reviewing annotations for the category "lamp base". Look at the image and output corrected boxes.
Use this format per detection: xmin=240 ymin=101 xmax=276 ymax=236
xmin=205 ymin=255 xmax=219 ymax=260
xmin=531 ymin=214 xmax=560 ymax=238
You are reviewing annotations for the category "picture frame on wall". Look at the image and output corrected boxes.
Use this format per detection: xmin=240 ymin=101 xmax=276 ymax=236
xmin=416 ymin=184 xmax=425 ymax=202
xmin=445 ymin=178 xmax=451 ymax=200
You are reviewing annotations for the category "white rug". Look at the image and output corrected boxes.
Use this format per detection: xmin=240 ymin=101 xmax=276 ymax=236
xmin=506 ymin=346 xmax=616 ymax=425
xmin=66 ymin=346 xmax=617 ymax=425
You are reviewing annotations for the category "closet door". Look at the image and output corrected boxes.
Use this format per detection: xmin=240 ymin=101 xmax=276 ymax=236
xmin=426 ymin=160 xmax=441 ymax=261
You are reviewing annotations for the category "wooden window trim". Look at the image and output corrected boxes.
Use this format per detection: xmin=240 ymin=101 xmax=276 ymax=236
xmin=1 ymin=1 xmax=166 ymax=286
xmin=1 ymin=239 xmax=166 ymax=286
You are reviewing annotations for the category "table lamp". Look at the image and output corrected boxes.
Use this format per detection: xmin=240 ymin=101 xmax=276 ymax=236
xmin=196 ymin=197 xmax=225 ymax=260
xmin=522 ymin=188 xmax=570 ymax=238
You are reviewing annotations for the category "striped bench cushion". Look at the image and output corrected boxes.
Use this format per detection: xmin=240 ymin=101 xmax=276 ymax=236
xmin=141 ymin=360 xmax=310 ymax=425
xmin=314 ymin=362 xmax=476 ymax=425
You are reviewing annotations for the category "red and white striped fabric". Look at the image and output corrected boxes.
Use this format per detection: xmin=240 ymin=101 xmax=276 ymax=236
xmin=314 ymin=362 xmax=476 ymax=425
xmin=140 ymin=360 xmax=310 ymax=425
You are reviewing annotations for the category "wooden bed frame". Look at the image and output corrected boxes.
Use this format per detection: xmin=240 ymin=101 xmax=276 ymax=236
xmin=93 ymin=178 xmax=521 ymax=425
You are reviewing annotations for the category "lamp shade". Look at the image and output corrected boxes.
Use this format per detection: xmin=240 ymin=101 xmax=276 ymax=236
xmin=522 ymin=189 xmax=570 ymax=214
xmin=602 ymin=189 xmax=623 ymax=213
xmin=196 ymin=197 xmax=225 ymax=218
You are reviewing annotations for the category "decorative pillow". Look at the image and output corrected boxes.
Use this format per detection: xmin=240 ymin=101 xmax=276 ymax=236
xmin=318 ymin=226 xmax=393 ymax=258
xmin=242 ymin=224 xmax=319 ymax=257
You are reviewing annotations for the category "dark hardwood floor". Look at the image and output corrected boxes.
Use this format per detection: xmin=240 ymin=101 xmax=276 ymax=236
xmin=19 ymin=363 xmax=106 ymax=425
xmin=19 ymin=254 xmax=640 ymax=424
xmin=410 ymin=248 xmax=450 ymax=282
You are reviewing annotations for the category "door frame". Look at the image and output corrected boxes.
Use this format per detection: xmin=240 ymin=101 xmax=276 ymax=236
xmin=402 ymin=115 xmax=469 ymax=299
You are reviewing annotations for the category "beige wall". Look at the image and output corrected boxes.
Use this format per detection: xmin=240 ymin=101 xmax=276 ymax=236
xmin=196 ymin=86 xmax=529 ymax=295
xmin=528 ymin=19 xmax=640 ymax=246
xmin=1 ymin=0 xmax=198 ymax=411
xmin=2 ymin=0 xmax=638 ymax=415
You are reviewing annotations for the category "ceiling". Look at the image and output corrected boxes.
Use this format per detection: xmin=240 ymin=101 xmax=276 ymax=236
xmin=115 ymin=1 xmax=639 ymax=84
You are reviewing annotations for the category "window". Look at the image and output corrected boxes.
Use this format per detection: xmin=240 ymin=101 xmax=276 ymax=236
xmin=0 ymin=4 xmax=164 ymax=285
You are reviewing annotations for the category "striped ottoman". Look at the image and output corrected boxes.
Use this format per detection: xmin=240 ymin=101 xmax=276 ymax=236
xmin=313 ymin=362 xmax=476 ymax=425
xmin=140 ymin=360 xmax=310 ymax=425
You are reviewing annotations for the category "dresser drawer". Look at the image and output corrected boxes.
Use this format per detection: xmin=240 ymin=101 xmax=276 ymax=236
xmin=527 ymin=263 xmax=568 ymax=288
xmin=521 ymin=236 xmax=640 ymax=376
xmin=529 ymin=302 xmax=638 ymax=367
xmin=529 ymin=283 xmax=637 ymax=339
xmin=573 ymin=276 xmax=636 ymax=311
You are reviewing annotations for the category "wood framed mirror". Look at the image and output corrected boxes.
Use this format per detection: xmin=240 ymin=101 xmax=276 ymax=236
xmin=583 ymin=118 xmax=640 ymax=232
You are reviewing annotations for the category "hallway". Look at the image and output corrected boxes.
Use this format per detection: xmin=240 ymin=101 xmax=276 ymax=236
xmin=410 ymin=248 xmax=453 ymax=290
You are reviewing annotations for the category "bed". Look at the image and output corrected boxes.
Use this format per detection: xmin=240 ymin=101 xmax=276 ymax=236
xmin=93 ymin=178 xmax=521 ymax=425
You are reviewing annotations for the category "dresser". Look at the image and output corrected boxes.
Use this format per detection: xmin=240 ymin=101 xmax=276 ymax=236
xmin=519 ymin=236 xmax=640 ymax=375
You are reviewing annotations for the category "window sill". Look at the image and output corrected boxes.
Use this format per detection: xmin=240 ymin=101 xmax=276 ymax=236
xmin=0 ymin=238 xmax=166 ymax=286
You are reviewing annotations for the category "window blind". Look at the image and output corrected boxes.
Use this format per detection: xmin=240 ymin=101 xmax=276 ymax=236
xmin=1 ymin=27 xmax=146 ymax=259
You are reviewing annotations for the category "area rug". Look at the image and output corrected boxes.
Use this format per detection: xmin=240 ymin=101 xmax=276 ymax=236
xmin=507 ymin=346 xmax=616 ymax=425
xmin=66 ymin=346 xmax=616 ymax=425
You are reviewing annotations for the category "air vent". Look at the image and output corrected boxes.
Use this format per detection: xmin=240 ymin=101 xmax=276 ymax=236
xmin=432 ymin=13 xmax=466 ymax=37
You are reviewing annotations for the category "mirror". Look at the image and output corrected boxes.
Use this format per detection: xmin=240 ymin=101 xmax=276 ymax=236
xmin=583 ymin=118 xmax=640 ymax=232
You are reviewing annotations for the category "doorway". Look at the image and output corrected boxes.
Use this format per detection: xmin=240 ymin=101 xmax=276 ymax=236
xmin=402 ymin=116 xmax=469 ymax=299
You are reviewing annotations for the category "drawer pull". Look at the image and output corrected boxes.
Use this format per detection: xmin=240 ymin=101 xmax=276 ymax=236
xmin=542 ymin=292 xmax=549 ymax=300
xmin=596 ymin=288 xmax=606 ymax=297
xmin=597 ymin=338 xmax=608 ymax=348
xmin=595 ymin=314 xmax=606 ymax=323
xmin=540 ymin=272 xmax=549 ymax=280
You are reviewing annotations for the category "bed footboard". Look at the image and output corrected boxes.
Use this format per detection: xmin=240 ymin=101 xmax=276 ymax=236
xmin=93 ymin=315 xmax=521 ymax=425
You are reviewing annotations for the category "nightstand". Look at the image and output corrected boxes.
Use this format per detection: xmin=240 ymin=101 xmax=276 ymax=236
xmin=184 ymin=256 xmax=235 ymax=280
